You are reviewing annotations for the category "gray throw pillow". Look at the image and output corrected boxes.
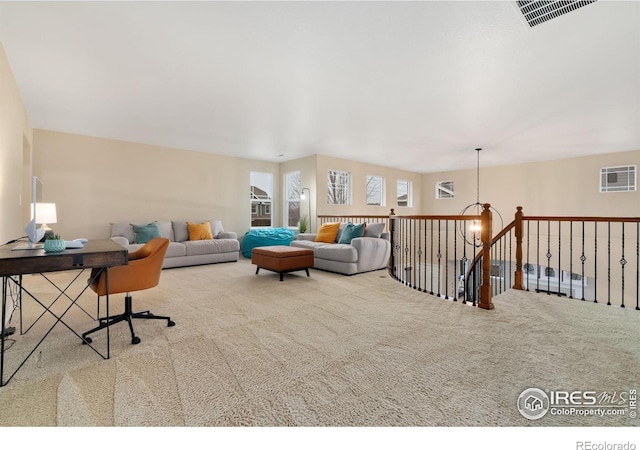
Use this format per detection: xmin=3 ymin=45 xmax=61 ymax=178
xmin=364 ymin=222 xmax=385 ymax=238
xmin=334 ymin=222 xmax=350 ymax=243
xmin=209 ymin=219 xmax=224 ymax=238
xmin=172 ymin=221 xmax=189 ymax=242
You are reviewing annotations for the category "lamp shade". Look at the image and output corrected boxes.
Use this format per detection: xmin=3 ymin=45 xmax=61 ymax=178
xmin=32 ymin=203 xmax=57 ymax=224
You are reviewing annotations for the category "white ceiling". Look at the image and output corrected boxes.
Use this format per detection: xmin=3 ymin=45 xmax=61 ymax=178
xmin=0 ymin=1 xmax=638 ymax=173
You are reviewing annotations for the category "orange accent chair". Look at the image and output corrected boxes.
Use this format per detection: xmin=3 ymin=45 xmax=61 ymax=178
xmin=82 ymin=237 xmax=175 ymax=345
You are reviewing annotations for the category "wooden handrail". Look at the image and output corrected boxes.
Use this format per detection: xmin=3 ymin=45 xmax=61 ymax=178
xmin=521 ymin=215 xmax=640 ymax=222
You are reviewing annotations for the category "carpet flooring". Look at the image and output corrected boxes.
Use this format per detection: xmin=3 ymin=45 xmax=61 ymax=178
xmin=0 ymin=258 xmax=638 ymax=427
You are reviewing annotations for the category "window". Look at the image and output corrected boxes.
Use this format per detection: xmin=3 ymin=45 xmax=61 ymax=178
xmin=600 ymin=165 xmax=636 ymax=192
xmin=436 ymin=181 xmax=454 ymax=199
xmin=285 ymin=171 xmax=301 ymax=227
xmin=250 ymin=172 xmax=273 ymax=227
xmin=366 ymin=175 xmax=384 ymax=206
xmin=327 ymin=170 xmax=350 ymax=205
xmin=397 ymin=179 xmax=411 ymax=207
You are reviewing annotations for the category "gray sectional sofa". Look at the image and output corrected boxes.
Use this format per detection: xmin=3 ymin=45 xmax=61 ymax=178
xmin=109 ymin=220 xmax=239 ymax=269
xmin=290 ymin=222 xmax=390 ymax=275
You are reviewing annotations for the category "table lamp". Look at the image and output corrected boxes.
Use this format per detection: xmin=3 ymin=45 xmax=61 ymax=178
xmin=33 ymin=203 xmax=57 ymax=240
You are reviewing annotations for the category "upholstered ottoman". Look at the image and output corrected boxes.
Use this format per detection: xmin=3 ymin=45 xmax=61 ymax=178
xmin=252 ymin=245 xmax=314 ymax=281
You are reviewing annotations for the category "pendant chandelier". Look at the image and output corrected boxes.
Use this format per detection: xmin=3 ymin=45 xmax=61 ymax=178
xmin=458 ymin=148 xmax=503 ymax=247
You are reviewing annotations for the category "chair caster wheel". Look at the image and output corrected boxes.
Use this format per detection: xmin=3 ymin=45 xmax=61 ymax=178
xmin=168 ymin=320 xmax=176 ymax=327
xmin=82 ymin=337 xmax=92 ymax=345
xmin=132 ymin=336 xmax=141 ymax=345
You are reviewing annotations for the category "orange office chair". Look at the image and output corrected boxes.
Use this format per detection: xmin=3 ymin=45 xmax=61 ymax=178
xmin=82 ymin=237 xmax=175 ymax=345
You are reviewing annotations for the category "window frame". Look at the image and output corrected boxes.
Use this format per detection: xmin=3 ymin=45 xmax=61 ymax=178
xmin=250 ymin=171 xmax=274 ymax=228
xmin=327 ymin=169 xmax=351 ymax=205
xmin=436 ymin=180 xmax=454 ymax=199
xmin=284 ymin=171 xmax=302 ymax=228
xmin=396 ymin=179 xmax=412 ymax=207
xmin=366 ymin=175 xmax=385 ymax=206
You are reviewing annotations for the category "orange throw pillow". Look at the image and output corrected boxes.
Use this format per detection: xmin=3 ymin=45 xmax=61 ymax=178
xmin=314 ymin=222 xmax=341 ymax=243
xmin=187 ymin=221 xmax=213 ymax=240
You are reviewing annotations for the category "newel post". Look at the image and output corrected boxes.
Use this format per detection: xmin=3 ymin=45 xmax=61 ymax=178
xmin=512 ymin=206 xmax=525 ymax=290
xmin=479 ymin=203 xmax=494 ymax=310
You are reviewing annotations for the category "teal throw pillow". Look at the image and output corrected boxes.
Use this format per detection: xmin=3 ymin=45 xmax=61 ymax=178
xmin=131 ymin=222 xmax=160 ymax=244
xmin=338 ymin=222 xmax=365 ymax=244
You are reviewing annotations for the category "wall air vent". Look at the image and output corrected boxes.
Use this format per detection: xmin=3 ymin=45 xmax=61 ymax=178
xmin=600 ymin=165 xmax=636 ymax=193
xmin=516 ymin=1 xmax=597 ymax=27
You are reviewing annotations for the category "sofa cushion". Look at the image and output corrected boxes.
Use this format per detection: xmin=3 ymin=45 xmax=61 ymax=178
xmin=132 ymin=222 xmax=160 ymax=244
xmin=338 ymin=223 xmax=365 ymax=244
xmin=184 ymin=239 xmax=240 ymax=256
xmin=166 ymin=241 xmax=187 ymax=258
xmin=315 ymin=222 xmax=341 ymax=243
xmin=290 ymin=240 xmax=328 ymax=253
xmin=187 ymin=221 xmax=213 ymax=240
xmin=316 ymin=243 xmax=358 ymax=263
xmin=364 ymin=222 xmax=385 ymax=238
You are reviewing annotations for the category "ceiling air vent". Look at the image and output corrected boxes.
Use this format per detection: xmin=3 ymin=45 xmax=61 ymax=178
xmin=516 ymin=1 xmax=597 ymax=27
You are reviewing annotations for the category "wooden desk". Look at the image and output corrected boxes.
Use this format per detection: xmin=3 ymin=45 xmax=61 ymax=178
xmin=0 ymin=239 xmax=128 ymax=386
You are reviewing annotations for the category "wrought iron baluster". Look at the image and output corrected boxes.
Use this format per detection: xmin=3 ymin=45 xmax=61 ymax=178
xmin=430 ymin=220 xmax=434 ymax=295
xmin=607 ymin=222 xmax=611 ymax=306
xmin=557 ymin=221 xmax=562 ymax=297
xmin=620 ymin=222 xmax=626 ymax=308
xmin=526 ymin=220 xmax=531 ymax=291
xmin=594 ymin=221 xmax=598 ymax=304
xmin=508 ymin=229 xmax=513 ymax=293
xmin=536 ymin=220 xmax=541 ymax=293
xmin=569 ymin=221 xmax=574 ymax=299
xmin=636 ymin=222 xmax=639 ymax=311
xmin=444 ymin=220 xmax=450 ymax=300
xmin=461 ymin=223 xmax=468 ymax=304
xmin=423 ymin=219 xmax=428 ymax=293
xmin=580 ymin=221 xmax=586 ymax=301
xmin=437 ymin=220 xmax=442 ymax=297
xmin=453 ymin=220 xmax=458 ymax=302
xmin=417 ymin=219 xmax=422 ymax=292
xmin=546 ymin=221 xmax=552 ymax=295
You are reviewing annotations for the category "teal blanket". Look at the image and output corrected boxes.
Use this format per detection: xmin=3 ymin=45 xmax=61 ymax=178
xmin=241 ymin=228 xmax=296 ymax=257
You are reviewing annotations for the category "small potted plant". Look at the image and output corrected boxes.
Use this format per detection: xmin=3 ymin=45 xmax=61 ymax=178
xmin=299 ymin=215 xmax=309 ymax=234
xmin=44 ymin=233 xmax=66 ymax=253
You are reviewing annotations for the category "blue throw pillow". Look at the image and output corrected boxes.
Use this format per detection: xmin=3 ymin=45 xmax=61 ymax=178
xmin=131 ymin=222 xmax=160 ymax=244
xmin=338 ymin=222 xmax=365 ymax=244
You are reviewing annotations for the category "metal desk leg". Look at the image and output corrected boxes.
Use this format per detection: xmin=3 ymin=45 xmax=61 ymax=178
xmin=105 ymin=267 xmax=110 ymax=359
xmin=1 ymin=276 xmax=6 ymax=386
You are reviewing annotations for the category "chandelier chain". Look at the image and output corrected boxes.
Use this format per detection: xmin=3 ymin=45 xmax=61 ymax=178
xmin=476 ymin=148 xmax=481 ymax=204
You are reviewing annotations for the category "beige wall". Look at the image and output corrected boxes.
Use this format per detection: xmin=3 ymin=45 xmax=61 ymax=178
xmin=29 ymin=127 xmax=640 ymax=242
xmin=33 ymin=129 xmax=280 ymax=239
xmin=0 ymin=41 xmax=32 ymax=244
xmin=422 ymin=150 xmax=640 ymax=220
xmin=32 ymin=130 xmax=428 ymax=239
